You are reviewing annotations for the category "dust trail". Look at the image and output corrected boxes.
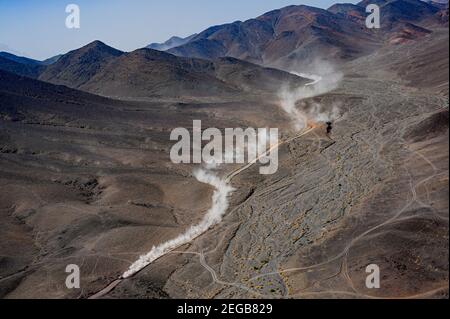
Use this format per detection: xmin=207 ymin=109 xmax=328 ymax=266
xmin=122 ymin=168 xmax=234 ymax=278
xmin=279 ymin=59 xmax=343 ymax=130
xmin=294 ymin=72 xmax=322 ymax=87
xmin=120 ymin=61 xmax=340 ymax=280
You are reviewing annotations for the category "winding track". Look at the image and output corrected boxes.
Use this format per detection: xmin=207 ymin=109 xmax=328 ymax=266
xmin=88 ymin=125 xmax=317 ymax=299
xmin=89 ymin=74 xmax=449 ymax=299
xmin=88 ymin=72 xmax=324 ymax=299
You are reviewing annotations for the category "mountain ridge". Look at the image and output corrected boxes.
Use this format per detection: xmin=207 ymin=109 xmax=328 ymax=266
xmin=35 ymin=41 xmax=308 ymax=100
xmin=158 ymin=0 xmax=446 ymax=67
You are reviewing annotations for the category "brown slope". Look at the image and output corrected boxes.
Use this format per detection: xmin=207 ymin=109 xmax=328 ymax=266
xmin=212 ymin=57 xmax=309 ymax=92
xmin=79 ymin=48 xmax=240 ymax=99
xmin=38 ymin=40 xmax=124 ymax=88
xmin=81 ymin=50 xmax=307 ymax=99
xmin=346 ymin=28 xmax=449 ymax=95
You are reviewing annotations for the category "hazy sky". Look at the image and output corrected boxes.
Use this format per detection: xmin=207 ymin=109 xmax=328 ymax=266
xmin=0 ymin=0 xmax=359 ymax=60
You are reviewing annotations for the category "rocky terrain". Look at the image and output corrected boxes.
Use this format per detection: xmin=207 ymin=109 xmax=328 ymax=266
xmin=0 ymin=0 xmax=448 ymax=299
xmin=107 ymin=28 xmax=449 ymax=299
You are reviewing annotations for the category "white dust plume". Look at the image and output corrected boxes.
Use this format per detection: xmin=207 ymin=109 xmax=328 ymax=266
xmin=278 ymin=59 xmax=343 ymax=130
xmin=122 ymin=169 xmax=234 ymax=278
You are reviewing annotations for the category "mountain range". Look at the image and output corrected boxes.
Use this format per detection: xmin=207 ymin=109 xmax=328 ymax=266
xmin=1 ymin=0 xmax=447 ymax=95
xmin=1 ymin=41 xmax=307 ymax=100
xmin=160 ymin=0 xmax=448 ymax=67
xmin=0 ymin=0 xmax=447 ymax=98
